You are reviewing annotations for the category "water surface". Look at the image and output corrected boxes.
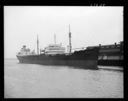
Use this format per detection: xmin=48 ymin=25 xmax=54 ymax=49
xmin=4 ymin=59 xmax=123 ymax=98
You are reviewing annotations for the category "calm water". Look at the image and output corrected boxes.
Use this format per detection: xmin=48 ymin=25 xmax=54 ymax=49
xmin=4 ymin=59 xmax=123 ymax=98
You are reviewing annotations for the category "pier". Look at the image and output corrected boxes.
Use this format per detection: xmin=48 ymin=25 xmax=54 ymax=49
xmin=87 ymin=41 xmax=123 ymax=66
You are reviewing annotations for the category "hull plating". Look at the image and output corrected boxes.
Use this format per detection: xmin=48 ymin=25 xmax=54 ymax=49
xmin=17 ymin=48 xmax=99 ymax=69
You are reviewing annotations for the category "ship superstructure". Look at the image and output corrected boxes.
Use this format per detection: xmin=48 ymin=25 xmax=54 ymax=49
xmin=41 ymin=34 xmax=66 ymax=55
xmin=17 ymin=45 xmax=36 ymax=56
xmin=44 ymin=44 xmax=65 ymax=55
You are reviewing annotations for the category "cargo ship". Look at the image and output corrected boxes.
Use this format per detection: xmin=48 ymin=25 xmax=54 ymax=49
xmin=16 ymin=25 xmax=99 ymax=69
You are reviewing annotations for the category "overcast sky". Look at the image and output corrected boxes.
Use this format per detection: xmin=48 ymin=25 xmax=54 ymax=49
xmin=4 ymin=6 xmax=123 ymax=58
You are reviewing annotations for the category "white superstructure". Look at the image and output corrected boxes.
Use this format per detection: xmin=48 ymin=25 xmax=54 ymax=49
xmin=44 ymin=44 xmax=65 ymax=55
xmin=17 ymin=45 xmax=36 ymax=56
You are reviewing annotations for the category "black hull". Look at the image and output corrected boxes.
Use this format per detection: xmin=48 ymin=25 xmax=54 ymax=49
xmin=16 ymin=48 xmax=99 ymax=69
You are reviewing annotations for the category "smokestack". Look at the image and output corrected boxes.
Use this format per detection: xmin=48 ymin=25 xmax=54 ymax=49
xmin=115 ymin=42 xmax=117 ymax=47
xmin=99 ymin=44 xmax=101 ymax=47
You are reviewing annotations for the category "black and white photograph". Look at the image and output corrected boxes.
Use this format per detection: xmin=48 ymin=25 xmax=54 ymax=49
xmin=4 ymin=6 xmax=123 ymax=98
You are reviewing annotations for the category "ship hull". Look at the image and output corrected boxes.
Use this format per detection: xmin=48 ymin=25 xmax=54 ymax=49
xmin=17 ymin=56 xmax=98 ymax=69
xmin=16 ymin=48 xmax=99 ymax=69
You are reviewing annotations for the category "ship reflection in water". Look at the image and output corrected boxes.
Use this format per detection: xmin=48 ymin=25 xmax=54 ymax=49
xmin=4 ymin=59 xmax=123 ymax=98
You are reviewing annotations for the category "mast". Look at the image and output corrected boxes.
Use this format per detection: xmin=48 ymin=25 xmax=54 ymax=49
xmin=69 ymin=24 xmax=72 ymax=53
xmin=37 ymin=35 xmax=39 ymax=55
xmin=54 ymin=33 xmax=56 ymax=44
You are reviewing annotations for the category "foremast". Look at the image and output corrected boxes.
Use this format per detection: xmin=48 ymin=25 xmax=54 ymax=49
xmin=37 ymin=35 xmax=39 ymax=55
xmin=69 ymin=24 xmax=72 ymax=54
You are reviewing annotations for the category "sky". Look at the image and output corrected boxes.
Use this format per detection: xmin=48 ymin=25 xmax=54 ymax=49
xmin=4 ymin=6 xmax=123 ymax=58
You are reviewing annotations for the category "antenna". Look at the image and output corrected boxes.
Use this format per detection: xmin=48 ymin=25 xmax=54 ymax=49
xmin=69 ymin=24 xmax=72 ymax=53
